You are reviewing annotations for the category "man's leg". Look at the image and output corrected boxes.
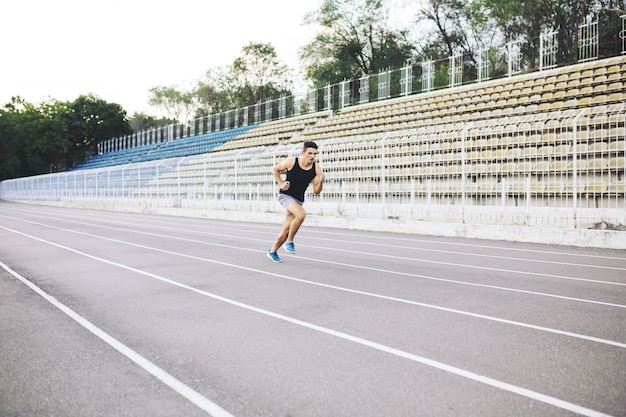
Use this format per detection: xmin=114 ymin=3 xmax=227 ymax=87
xmin=286 ymin=202 xmax=306 ymax=242
xmin=271 ymin=213 xmax=294 ymax=253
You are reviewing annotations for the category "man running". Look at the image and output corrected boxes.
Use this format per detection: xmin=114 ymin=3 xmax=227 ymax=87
xmin=267 ymin=141 xmax=325 ymax=263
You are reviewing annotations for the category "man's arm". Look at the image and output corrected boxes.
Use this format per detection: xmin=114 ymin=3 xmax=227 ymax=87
xmin=312 ymin=164 xmax=325 ymax=195
xmin=273 ymin=157 xmax=295 ymax=191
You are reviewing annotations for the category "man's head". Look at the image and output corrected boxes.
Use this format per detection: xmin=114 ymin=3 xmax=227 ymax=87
xmin=301 ymin=141 xmax=319 ymax=164
xmin=303 ymin=141 xmax=318 ymax=151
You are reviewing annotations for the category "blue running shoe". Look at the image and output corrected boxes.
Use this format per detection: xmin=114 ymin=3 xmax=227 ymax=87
xmin=283 ymin=241 xmax=296 ymax=254
xmin=267 ymin=250 xmax=282 ymax=263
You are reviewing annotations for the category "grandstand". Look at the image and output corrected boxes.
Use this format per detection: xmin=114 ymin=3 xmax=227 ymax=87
xmin=1 ymin=54 xmax=625 ymax=248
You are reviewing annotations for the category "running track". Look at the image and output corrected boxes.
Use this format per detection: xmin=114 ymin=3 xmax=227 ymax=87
xmin=0 ymin=201 xmax=624 ymax=417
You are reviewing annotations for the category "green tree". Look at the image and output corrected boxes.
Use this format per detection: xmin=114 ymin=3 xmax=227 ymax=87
xmin=148 ymin=85 xmax=195 ymax=122
xmin=128 ymin=112 xmax=177 ymax=132
xmin=0 ymin=99 xmax=22 ymax=180
xmin=301 ymin=0 xmax=414 ymax=86
xmin=231 ymin=42 xmax=293 ymax=104
xmin=194 ymin=42 xmax=293 ymax=117
xmin=194 ymin=74 xmax=228 ymax=117
xmin=0 ymin=97 xmax=72 ymax=178
xmin=418 ymin=0 xmax=626 ymax=70
xmin=66 ymin=94 xmax=132 ymax=165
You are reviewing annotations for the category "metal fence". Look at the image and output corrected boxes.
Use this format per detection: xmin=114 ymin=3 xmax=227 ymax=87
xmin=3 ymin=104 xmax=624 ymax=231
xmin=97 ymin=14 xmax=626 ymax=155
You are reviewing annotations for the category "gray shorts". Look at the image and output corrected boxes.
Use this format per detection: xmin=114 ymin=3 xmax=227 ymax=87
xmin=278 ymin=193 xmax=303 ymax=214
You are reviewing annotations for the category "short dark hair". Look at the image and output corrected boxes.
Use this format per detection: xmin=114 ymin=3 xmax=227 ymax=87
xmin=303 ymin=141 xmax=318 ymax=150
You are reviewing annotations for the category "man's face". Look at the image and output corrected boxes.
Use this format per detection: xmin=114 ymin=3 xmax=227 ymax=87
xmin=302 ymin=147 xmax=318 ymax=163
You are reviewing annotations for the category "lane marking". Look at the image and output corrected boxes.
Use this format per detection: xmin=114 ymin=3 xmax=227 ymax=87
xmin=2 ymin=221 xmax=626 ymax=347
xmin=0 ymin=228 xmax=616 ymax=417
xmin=0 ymin=261 xmax=234 ymax=417
xmin=2 ymin=215 xmax=625 ymax=312
xmin=1 ymin=211 xmax=624 ymax=288
xmin=13 ymin=203 xmax=621 ymax=262
xmin=4 ymin=205 xmax=625 ymax=268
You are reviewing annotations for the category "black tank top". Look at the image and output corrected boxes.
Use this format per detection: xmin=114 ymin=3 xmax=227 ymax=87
xmin=280 ymin=157 xmax=316 ymax=202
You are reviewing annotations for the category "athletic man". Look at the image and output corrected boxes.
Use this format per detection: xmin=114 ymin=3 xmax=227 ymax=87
xmin=267 ymin=141 xmax=325 ymax=263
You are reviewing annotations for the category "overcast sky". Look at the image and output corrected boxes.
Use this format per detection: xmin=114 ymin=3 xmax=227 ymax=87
xmin=0 ymin=0 xmax=326 ymax=116
xmin=1 ymin=0 xmax=421 ymax=117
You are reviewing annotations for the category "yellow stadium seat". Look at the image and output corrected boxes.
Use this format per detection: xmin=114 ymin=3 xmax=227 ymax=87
xmin=609 ymin=157 xmax=625 ymax=169
xmin=535 ymin=161 xmax=550 ymax=171
xmin=554 ymin=144 xmax=570 ymax=155
xmin=565 ymin=182 xmax=585 ymax=194
xmin=585 ymin=181 xmax=608 ymax=194
xmin=551 ymin=160 xmax=569 ymax=172
xmin=608 ymin=181 xmax=626 ymax=194
xmin=479 ymin=182 xmax=497 ymax=193
xmin=509 ymin=181 xmax=527 ymax=193
xmin=523 ymin=147 xmax=538 ymax=158
xmin=589 ymin=142 xmax=608 ymax=153
xmin=593 ymin=95 xmax=608 ymax=105
xmin=538 ymin=145 xmax=554 ymax=156
xmin=467 ymin=151 xmax=480 ymax=160
xmin=572 ymin=159 xmax=587 ymax=170
xmin=609 ymin=141 xmax=625 ymax=151
xmin=487 ymin=163 xmax=501 ymax=173
xmin=500 ymin=162 xmax=516 ymax=172
xmin=446 ymin=164 xmax=460 ymax=175
xmin=530 ymin=181 xmax=545 ymax=193
xmin=607 ymin=82 xmax=623 ymax=91
xmin=469 ymin=163 xmax=488 ymax=174
xmin=574 ymin=143 xmax=589 ymax=153
xmin=593 ymin=83 xmax=607 ymax=93
xmin=587 ymin=158 xmax=608 ymax=170
xmin=545 ymin=182 xmax=564 ymax=193
xmin=493 ymin=149 xmax=508 ymax=159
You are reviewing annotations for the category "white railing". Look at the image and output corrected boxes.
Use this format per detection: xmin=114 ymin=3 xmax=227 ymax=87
xmin=2 ymin=104 xmax=624 ymax=231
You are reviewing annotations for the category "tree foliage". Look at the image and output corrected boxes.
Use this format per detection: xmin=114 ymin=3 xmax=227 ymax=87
xmin=148 ymin=85 xmax=195 ymax=122
xmin=301 ymin=0 xmax=415 ymax=86
xmin=193 ymin=42 xmax=293 ymax=118
xmin=0 ymin=95 xmax=131 ymax=180
xmin=67 ymin=94 xmax=132 ymax=162
xmin=416 ymin=0 xmax=626 ymax=67
xmin=128 ymin=112 xmax=177 ymax=132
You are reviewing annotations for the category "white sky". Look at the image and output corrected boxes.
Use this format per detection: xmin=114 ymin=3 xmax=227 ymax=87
xmin=0 ymin=0 xmax=326 ymax=116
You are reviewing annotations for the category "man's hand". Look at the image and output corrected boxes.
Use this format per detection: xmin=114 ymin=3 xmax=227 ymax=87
xmin=280 ymin=181 xmax=291 ymax=191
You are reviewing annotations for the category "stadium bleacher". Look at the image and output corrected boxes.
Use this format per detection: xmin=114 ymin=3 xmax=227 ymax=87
xmin=2 ymin=55 xmax=624 ymax=234
xmin=71 ymin=124 xmax=259 ymax=170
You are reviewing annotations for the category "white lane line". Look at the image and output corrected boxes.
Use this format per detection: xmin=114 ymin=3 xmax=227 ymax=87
xmin=2 ymin=219 xmax=626 ymax=345
xmin=94 ymin=213 xmax=626 ymax=261
xmin=0 ymin=228 xmax=615 ymax=417
xmin=2 ymin=214 xmax=624 ymax=311
xmin=1 ymin=211 xmax=624 ymax=287
xmin=0 ymin=261 xmax=234 ymax=417
xmin=5 ymin=205 xmax=626 ymax=270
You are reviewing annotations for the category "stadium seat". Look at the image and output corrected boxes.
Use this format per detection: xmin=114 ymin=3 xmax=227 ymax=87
xmin=554 ymin=144 xmax=570 ymax=155
xmin=534 ymin=161 xmax=551 ymax=172
xmin=585 ymin=181 xmax=608 ymax=194
xmin=609 ymin=141 xmax=625 ymax=151
xmin=545 ymin=181 xmax=564 ymax=194
xmin=587 ymin=158 xmax=608 ymax=170
xmin=608 ymin=157 xmax=625 ymax=169
xmin=551 ymin=160 xmax=569 ymax=172
xmin=608 ymin=180 xmax=626 ymax=194
xmin=589 ymin=142 xmax=608 ymax=153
